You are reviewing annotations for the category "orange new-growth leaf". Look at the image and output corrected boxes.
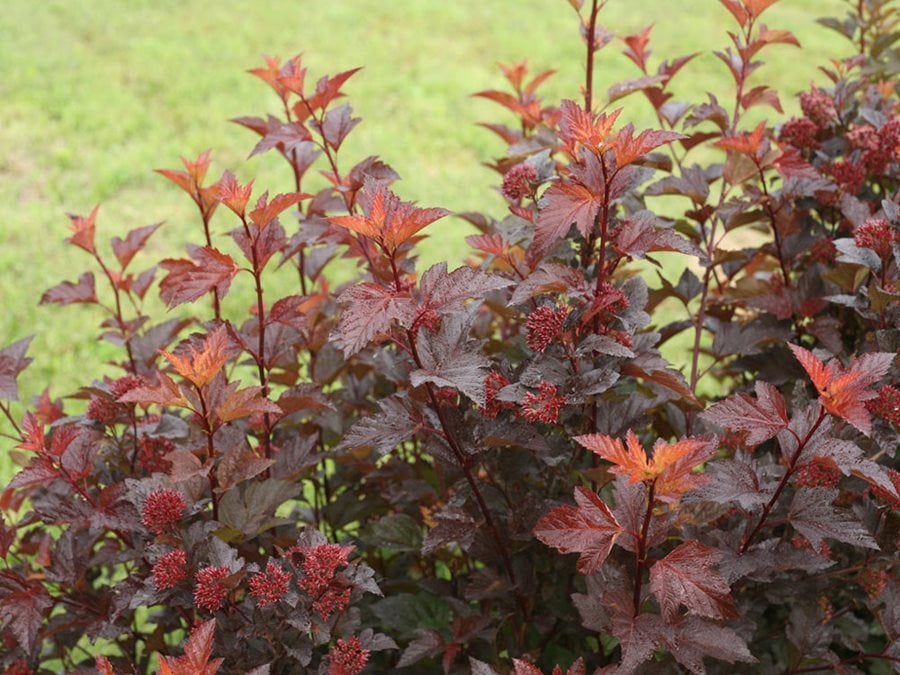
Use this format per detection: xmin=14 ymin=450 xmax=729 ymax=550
xmin=160 ymin=326 xmax=230 ymax=389
xmin=558 ymin=99 xmax=622 ymax=149
xmin=217 ymin=170 xmax=254 ymax=218
xmin=156 ymin=151 xmax=221 ymax=220
xmin=156 ymin=150 xmax=213 ymax=195
xmin=622 ymin=25 xmax=654 ymax=73
xmin=328 ymin=180 xmax=450 ymax=254
xmin=575 ymin=430 xmax=716 ymax=500
xmin=577 ymin=430 xmax=652 ymax=481
xmin=247 ymin=54 xmax=303 ymax=101
xmin=157 ymin=619 xmax=223 ymax=675
xmin=788 ymin=344 xmax=896 ymax=436
xmin=745 ymin=0 xmax=781 ymax=19
xmin=66 ymin=205 xmax=101 ymax=254
xmin=611 ymin=125 xmax=686 ymax=167
xmin=249 ymin=191 xmax=311 ymax=229
xmin=715 ymin=121 xmax=767 ymax=157
xmin=718 ymin=0 xmax=749 ymax=25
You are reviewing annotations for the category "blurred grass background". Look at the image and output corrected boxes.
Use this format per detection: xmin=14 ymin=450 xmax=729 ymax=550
xmin=0 ymin=0 xmax=850 ymax=479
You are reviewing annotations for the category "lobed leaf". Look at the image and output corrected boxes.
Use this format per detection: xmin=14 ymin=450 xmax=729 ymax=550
xmin=649 ymin=541 xmax=738 ymax=622
xmin=701 ymin=380 xmax=788 ymax=447
xmin=533 ymin=486 xmax=623 ymax=574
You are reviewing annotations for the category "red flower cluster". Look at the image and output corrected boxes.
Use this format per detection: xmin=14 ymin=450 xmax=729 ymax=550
xmin=854 ymin=218 xmax=897 ymax=261
xmin=86 ymin=374 xmax=147 ymax=425
xmin=481 ymin=370 xmax=514 ymax=419
xmin=328 ymin=636 xmax=370 ymax=675
xmin=249 ymin=560 xmax=292 ymax=608
xmin=858 ymin=568 xmax=888 ymax=599
xmin=794 ymin=457 xmax=841 ymax=489
xmin=194 ymin=565 xmax=230 ymax=613
xmin=824 ymin=160 xmax=865 ymax=193
xmin=136 ymin=436 xmax=175 ymax=474
xmin=779 ymin=117 xmax=818 ymax=148
xmin=865 ymin=384 xmax=900 ymax=427
xmin=152 ymin=549 xmax=188 ymax=591
xmin=520 ymin=382 xmax=566 ymax=424
xmin=799 ymin=87 xmax=837 ymax=128
xmin=847 ymin=123 xmax=877 ymax=151
xmin=861 ymin=118 xmax=900 ymax=174
xmin=300 ymin=544 xmax=354 ymax=619
xmin=526 ymin=305 xmax=567 ymax=352
xmin=501 ymin=162 xmax=537 ymax=201
xmin=141 ymin=488 xmax=186 ymax=535
xmin=808 ymin=238 xmax=837 ymax=264
xmin=313 ymin=585 xmax=352 ymax=620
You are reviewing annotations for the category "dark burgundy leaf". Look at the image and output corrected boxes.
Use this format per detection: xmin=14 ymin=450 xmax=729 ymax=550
xmin=396 ymin=629 xmax=445 ymax=668
xmin=159 ymin=246 xmax=240 ymax=308
xmin=215 ymin=442 xmax=274 ymax=493
xmin=333 ymin=282 xmax=413 ymax=357
xmin=701 ymin=380 xmax=789 ymax=447
xmin=613 ymin=610 xmax=670 ymax=673
xmin=666 ymin=617 xmax=757 ymax=674
xmin=338 ymin=395 xmax=422 ymax=457
xmin=614 ymin=211 xmax=701 ymax=259
xmin=7 ymin=457 xmax=58 ymax=490
xmin=649 ymin=540 xmax=738 ymax=622
xmin=0 ymin=336 xmax=33 ymax=401
xmin=0 ymin=574 xmax=52 ymax=655
xmin=418 ymin=263 xmax=513 ymax=315
xmin=810 ymin=437 xmax=898 ymax=498
xmin=410 ymin=312 xmax=490 ymax=406
xmin=111 ymin=223 xmax=162 ymax=270
xmin=312 ymin=103 xmax=361 ymax=150
xmin=0 ymin=515 xmax=14 ymax=559
xmin=691 ymin=459 xmax=772 ymax=510
xmin=40 ymin=271 xmax=98 ymax=306
xmin=276 ymin=384 xmax=333 ymax=415
xmin=231 ymin=219 xmax=287 ymax=273
xmin=509 ymin=263 xmax=588 ymax=306
xmin=611 ymin=476 xmax=671 ymax=553
xmin=788 ymin=488 xmax=878 ymax=550
xmin=608 ymin=75 xmax=667 ymax=102
xmin=421 ymin=506 xmax=476 ymax=555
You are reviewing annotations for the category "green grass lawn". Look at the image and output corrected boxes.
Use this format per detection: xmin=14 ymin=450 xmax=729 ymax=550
xmin=0 ymin=0 xmax=850 ymax=479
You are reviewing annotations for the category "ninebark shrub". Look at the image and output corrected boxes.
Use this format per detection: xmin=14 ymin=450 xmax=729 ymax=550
xmin=0 ymin=0 xmax=897 ymax=672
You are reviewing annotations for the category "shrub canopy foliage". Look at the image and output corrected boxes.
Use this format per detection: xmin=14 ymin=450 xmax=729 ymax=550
xmin=0 ymin=0 xmax=898 ymax=673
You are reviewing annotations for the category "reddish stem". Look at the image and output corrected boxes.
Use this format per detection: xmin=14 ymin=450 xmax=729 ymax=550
xmin=239 ymin=214 xmax=274 ymax=462
xmin=584 ymin=0 xmax=602 ymax=111
xmin=0 ymin=401 xmax=22 ymax=438
xmin=632 ymin=479 xmax=657 ymax=616
xmin=92 ymin=251 xmax=138 ymax=374
xmin=388 ymin=255 xmax=524 ymax=619
xmin=739 ymin=407 xmax=828 ymax=553
xmin=194 ymin=384 xmax=219 ymax=520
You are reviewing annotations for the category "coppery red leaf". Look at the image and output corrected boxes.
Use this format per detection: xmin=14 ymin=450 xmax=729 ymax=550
xmin=159 ymin=246 xmax=240 ymax=308
xmin=533 ymin=486 xmax=623 ymax=574
xmin=649 ymin=541 xmax=738 ymax=622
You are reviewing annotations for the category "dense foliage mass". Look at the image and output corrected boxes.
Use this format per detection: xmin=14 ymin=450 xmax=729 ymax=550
xmin=0 ymin=0 xmax=897 ymax=672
